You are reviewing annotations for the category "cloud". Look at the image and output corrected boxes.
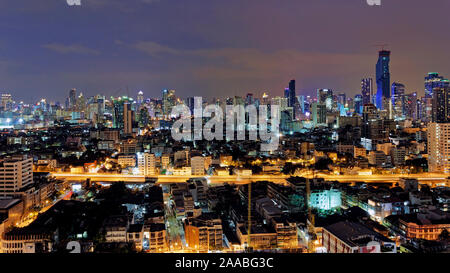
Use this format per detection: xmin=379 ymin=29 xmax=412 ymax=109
xmin=131 ymin=41 xmax=372 ymax=78
xmin=133 ymin=41 xmax=180 ymax=56
xmin=42 ymin=43 xmax=101 ymax=55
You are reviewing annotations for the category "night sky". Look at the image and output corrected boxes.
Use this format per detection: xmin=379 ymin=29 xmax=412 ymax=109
xmin=1 ymin=0 xmax=450 ymax=103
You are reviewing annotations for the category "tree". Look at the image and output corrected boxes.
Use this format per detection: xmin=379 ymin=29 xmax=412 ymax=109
xmin=438 ymin=229 xmax=449 ymax=241
xmin=314 ymin=158 xmax=333 ymax=171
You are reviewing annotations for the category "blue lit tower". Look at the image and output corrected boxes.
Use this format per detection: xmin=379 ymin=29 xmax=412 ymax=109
xmin=425 ymin=72 xmax=449 ymax=98
xmin=376 ymin=50 xmax=391 ymax=109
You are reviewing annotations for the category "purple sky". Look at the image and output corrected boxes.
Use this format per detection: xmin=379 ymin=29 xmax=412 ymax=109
xmin=1 ymin=0 xmax=450 ymax=103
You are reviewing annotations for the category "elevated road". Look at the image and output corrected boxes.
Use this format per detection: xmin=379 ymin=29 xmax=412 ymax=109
xmin=50 ymin=173 xmax=449 ymax=187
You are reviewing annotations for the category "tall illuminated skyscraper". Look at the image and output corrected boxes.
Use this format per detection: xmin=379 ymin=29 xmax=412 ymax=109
xmin=376 ymin=50 xmax=391 ymax=109
xmin=162 ymin=89 xmax=176 ymax=116
xmin=432 ymin=87 xmax=450 ymax=123
xmin=361 ymin=78 xmax=373 ymax=105
xmin=425 ymin=72 xmax=449 ymax=98
xmin=391 ymin=82 xmax=405 ymax=119
xmin=69 ymin=88 xmax=77 ymax=110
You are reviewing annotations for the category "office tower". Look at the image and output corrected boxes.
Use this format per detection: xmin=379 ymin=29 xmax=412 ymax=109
xmin=391 ymin=82 xmax=405 ymax=119
xmin=312 ymin=103 xmax=327 ymax=126
xmin=245 ymin=93 xmax=254 ymax=106
xmin=428 ymin=123 xmax=450 ymax=173
xmin=69 ymin=88 xmax=77 ymax=109
xmin=363 ymin=104 xmax=378 ymax=123
xmin=432 ymin=87 xmax=450 ymax=123
xmin=0 ymin=93 xmax=13 ymax=111
xmin=317 ymin=89 xmax=333 ymax=105
xmin=137 ymin=153 xmax=156 ymax=176
xmin=76 ymin=92 xmax=86 ymax=112
xmin=361 ymin=78 xmax=373 ymax=105
xmin=354 ymin=94 xmax=363 ymax=114
xmin=162 ymin=89 xmax=176 ymax=116
xmin=137 ymin=91 xmax=144 ymax=105
xmin=297 ymin=95 xmax=305 ymax=114
xmin=123 ymin=102 xmax=133 ymax=135
xmin=285 ymin=80 xmax=296 ymax=107
xmin=271 ymin=96 xmax=288 ymax=109
xmin=0 ymin=155 xmax=33 ymax=198
xmin=425 ymin=72 xmax=449 ymax=98
xmin=376 ymin=50 xmax=391 ymax=109
xmin=402 ymin=92 xmax=418 ymax=119
xmin=337 ymin=93 xmax=346 ymax=106
xmin=112 ymin=96 xmax=134 ymax=130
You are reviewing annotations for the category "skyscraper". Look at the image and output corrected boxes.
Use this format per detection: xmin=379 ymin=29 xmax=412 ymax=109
xmin=317 ymin=89 xmax=333 ymax=105
xmin=162 ymin=89 xmax=176 ymax=117
xmin=432 ymin=87 xmax=450 ymax=123
xmin=391 ymin=82 xmax=405 ymax=119
xmin=428 ymin=122 xmax=450 ymax=173
xmin=69 ymin=88 xmax=77 ymax=110
xmin=354 ymin=94 xmax=363 ymax=115
xmin=285 ymin=80 xmax=296 ymax=107
xmin=137 ymin=91 xmax=144 ymax=105
xmin=312 ymin=103 xmax=327 ymax=127
xmin=123 ymin=102 xmax=133 ymax=135
xmin=376 ymin=50 xmax=391 ymax=109
xmin=425 ymin=72 xmax=449 ymax=98
xmin=361 ymin=78 xmax=373 ymax=105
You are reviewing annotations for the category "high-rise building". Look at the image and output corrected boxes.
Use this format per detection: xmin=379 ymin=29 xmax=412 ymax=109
xmin=317 ymin=89 xmax=333 ymax=105
xmin=354 ymin=94 xmax=363 ymax=115
xmin=312 ymin=103 xmax=327 ymax=127
xmin=137 ymin=91 xmax=144 ymax=105
xmin=123 ymin=102 xmax=133 ymax=135
xmin=0 ymin=93 xmax=13 ymax=111
xmin=162 ymin=89 xmax=176 ymax=117
xmin=432 ymin=87 xmax=450 ymax=123
xmin=391 ymin=82 xmax=405 ymax=119
xmin=376 ymin=50 xmax=391 ymax=109
xmin=428 ymin=123 xmax=450 ymax=173
xmin=0 ymin=155 xmax=33 ymax=198
xmin=245 ymin=93 xmax=254 ymax=106
xmin=285 ymin=80 xmax=296 ymax=107
xmin=68 ymin=89 xmax=77 ymax=110
xmin=361 ymin=78 xmax=373 ymax=105
xmin=112 ymin=96 xmax=134 ymax=130
xmin=425 ymin=72 xmax=449 ymax=98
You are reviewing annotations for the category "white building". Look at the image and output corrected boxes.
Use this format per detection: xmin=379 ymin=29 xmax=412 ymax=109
xmin=191 ymin=156 xmax=205 ymax=176
xmin=137 ymin=153 xmax=156 ymax=176
xmin=428 ymin=123 xmax=450 ymax=173
xmin=0 ymin=155 xmax=33 ymax=198
xmin=309 ymin=189 xmax=342 ymax=211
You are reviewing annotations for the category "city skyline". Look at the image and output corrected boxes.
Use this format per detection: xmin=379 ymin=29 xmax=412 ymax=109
xmin=1 ymin=0 xmax=450 ymax=102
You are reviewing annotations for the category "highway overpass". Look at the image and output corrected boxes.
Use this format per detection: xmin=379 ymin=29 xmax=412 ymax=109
xmin=50 ymin=173 xmax=449 ymax=187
